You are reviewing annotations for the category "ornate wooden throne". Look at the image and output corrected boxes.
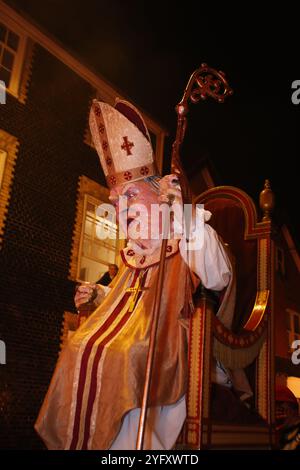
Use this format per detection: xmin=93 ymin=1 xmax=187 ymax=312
xmin=176 ymin=181 xmax=276 ymax=449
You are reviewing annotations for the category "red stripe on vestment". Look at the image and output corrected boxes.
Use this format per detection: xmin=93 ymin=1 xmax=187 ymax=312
xmin=69 ymin=270 xmax=140 ymax=450
xmin=81 ymin=268 xmax=149 ymax=449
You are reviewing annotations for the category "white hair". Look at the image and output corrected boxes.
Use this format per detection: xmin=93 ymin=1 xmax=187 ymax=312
xmin=143 ymin=175 xmax=161 ymax=193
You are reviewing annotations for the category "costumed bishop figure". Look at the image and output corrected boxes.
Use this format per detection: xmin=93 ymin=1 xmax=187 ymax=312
xmin=35 ymin=98 xmax=251 ymax=450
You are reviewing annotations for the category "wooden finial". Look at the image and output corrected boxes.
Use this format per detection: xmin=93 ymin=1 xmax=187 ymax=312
xmin=259 ymin=179 xmax=275 ymax=221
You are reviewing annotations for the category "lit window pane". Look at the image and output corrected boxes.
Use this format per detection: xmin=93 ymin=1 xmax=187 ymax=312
xmin=79 ymin=267 xmax=87 ymax=281
xmin=95 ymin=219 xmax=116 ymax=240
xmin=7 ymin=30 xmax=19 ymax=51
xmin=79 ymin=196 xmax=119 ymax=283
xmin=103 ymin=236 xmax=116 ymax=249
xmin=83 ymin=238 xmax=92 ymax=256
xmin=91 ymin=244 xmax=104 ymax=260
xmin=84 ymin=218 xmax=93 ymax=236
xmin=107 ymin=250 xmax=115 ymax=264
xmin=0 ymin=67 xmax=11 ymax=87
xmin=0 ymin=23 xmax=6 ymax=43
xmin=2 ymin=49 xmax=14 ymax=70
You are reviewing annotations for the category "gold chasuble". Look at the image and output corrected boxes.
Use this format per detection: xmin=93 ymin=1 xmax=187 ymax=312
xmin=35 ymin=239 xmax=188 ymax=450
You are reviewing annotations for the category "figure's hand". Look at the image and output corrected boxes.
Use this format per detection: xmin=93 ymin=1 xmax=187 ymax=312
xmin=158 ymin=174 xmax=182 ymax=206
xmin=74 ymin=283 xmax=105 ymax=309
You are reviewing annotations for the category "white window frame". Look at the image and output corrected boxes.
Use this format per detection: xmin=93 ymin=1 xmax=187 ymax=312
xmin=0 ymin=13 xmax=27 ymax=98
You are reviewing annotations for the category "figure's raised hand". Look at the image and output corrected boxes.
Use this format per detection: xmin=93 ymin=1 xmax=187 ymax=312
xmin=158 ymin=174 xmax=182 ymax=206
xmin=74 ymin=283 xmax=97 ymax=309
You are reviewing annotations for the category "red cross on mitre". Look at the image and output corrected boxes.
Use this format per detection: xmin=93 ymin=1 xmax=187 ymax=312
xmin=121 ymin=136 xmax=134 ymax=156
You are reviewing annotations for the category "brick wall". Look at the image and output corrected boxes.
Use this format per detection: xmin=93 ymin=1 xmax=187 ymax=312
xmin=0 ymin=44 xmax=105 ymax=449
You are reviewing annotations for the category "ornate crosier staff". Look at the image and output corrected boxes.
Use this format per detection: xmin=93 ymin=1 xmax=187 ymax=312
xmin=171 ymin=63 xmax=233 ymax=202
xmin=136 ymin=63 xmax=233 ymax=450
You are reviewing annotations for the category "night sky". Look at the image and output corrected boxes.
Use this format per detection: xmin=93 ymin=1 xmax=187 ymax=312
xmin=5 ymin=0 xmax=300 ymax=247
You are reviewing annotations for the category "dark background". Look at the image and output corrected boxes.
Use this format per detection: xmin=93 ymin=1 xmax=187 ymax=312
xmin=5 ymin=0 xmax=300 ymax=246
xmin=0 ymin=1 xmax=299 ymax=450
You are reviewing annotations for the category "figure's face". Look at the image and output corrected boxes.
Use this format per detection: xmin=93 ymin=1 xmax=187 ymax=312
xmin=109 ymin=180 xmax=160 ymax=246
xmin=108 ymin=265 xmax=117 ymax=277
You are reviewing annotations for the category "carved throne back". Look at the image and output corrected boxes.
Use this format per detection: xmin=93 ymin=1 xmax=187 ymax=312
xmin=177 ymin=183 xmax=276 ymax=449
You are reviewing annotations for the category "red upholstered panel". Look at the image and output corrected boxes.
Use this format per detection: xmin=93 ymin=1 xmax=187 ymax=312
xmin=204 ymin=197 xmax=257 ymax=333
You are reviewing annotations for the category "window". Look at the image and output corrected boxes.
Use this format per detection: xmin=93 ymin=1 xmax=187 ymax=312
xmin=0 ymin=130 xmax=19 ymax=248
xmin=77 ymin=194 xmax=119 ymax=283
xmin=69 ymin=176 xmax=124 ymax=284
xmin=0 ymin=149 xmax=7 ymax=188
xmin=0 ymin=20 xmax=27 ymax=97
xmin=287 ymin=309 xmax=300 ymax=347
